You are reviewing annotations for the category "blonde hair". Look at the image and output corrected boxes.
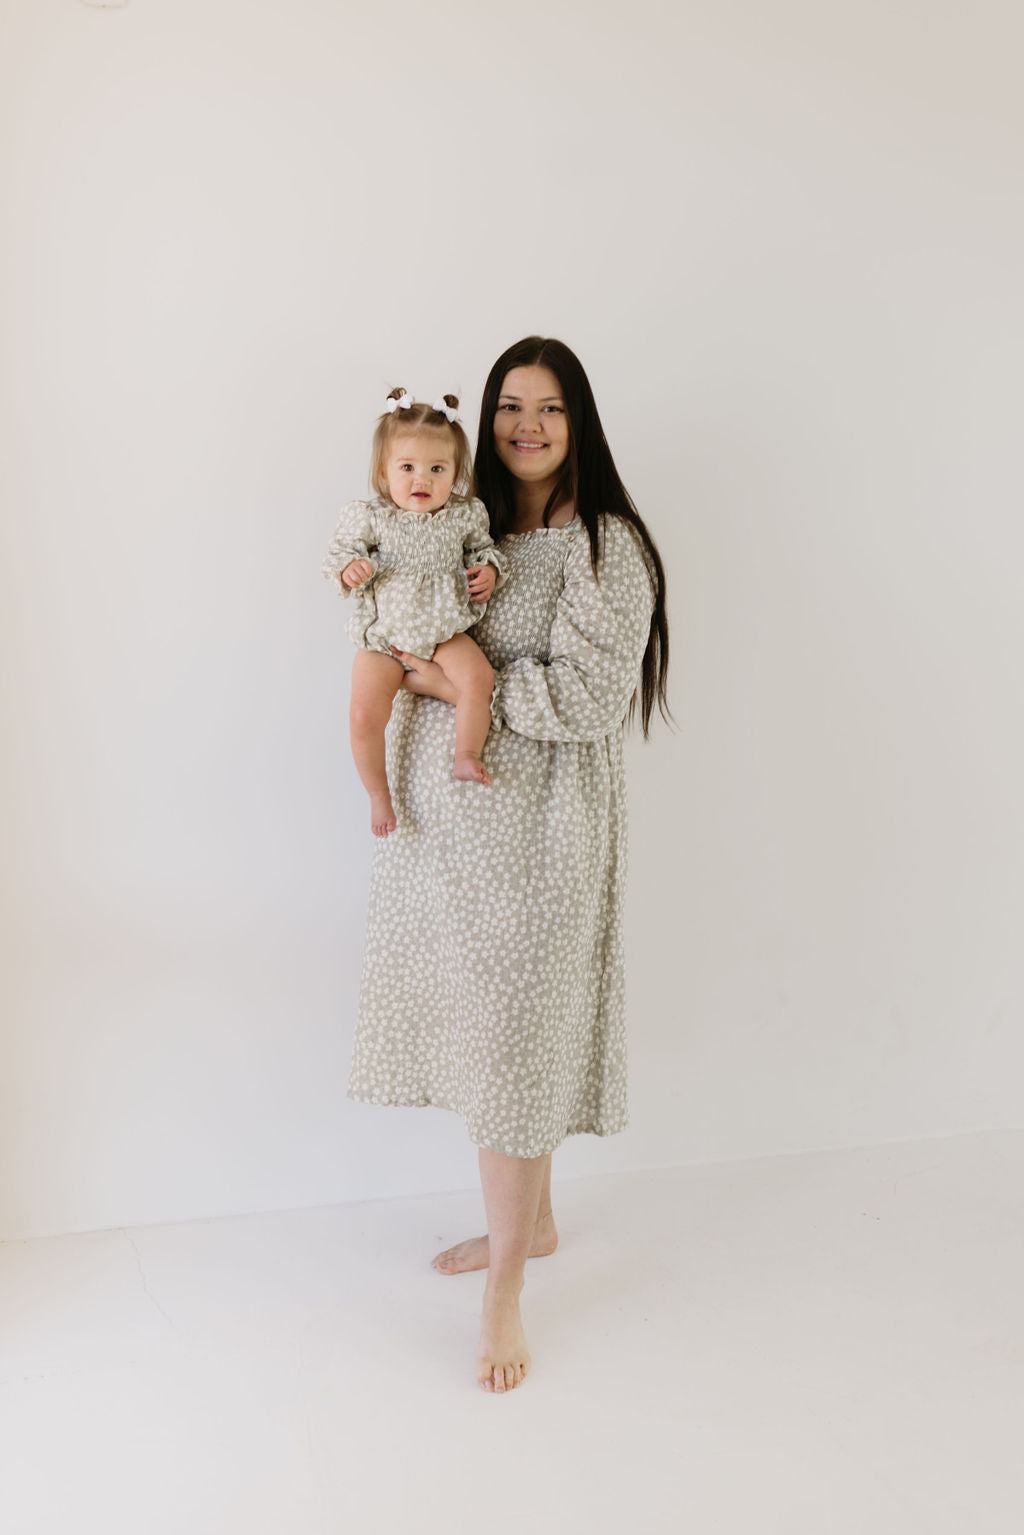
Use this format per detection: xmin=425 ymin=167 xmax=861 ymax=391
xmin=370 ymin=389 xmax=473 ymax=499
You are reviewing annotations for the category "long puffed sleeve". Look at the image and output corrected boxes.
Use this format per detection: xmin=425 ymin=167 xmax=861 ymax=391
xmin=489 ymin=516 xmax=655 ymax=742
xmin=461 ymin=496 xmax=507 ymax=590
xmin=321 ymin=499 xmax=379 ymax=597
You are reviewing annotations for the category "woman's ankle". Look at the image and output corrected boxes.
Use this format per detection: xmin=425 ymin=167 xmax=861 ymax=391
xmin=484 ymin=1263 xmax=525 ymax=1296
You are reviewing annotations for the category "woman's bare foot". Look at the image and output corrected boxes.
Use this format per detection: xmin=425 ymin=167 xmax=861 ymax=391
xmin=478 ymin=1279 xmax=531 ymax=1392
xmin=452 ymin=751 xmax=491 ymax=786
xmin=432 ymin=1208 xmax=557 ymax=1274
xmin=369 ymin=791 xmax=396 ymax=837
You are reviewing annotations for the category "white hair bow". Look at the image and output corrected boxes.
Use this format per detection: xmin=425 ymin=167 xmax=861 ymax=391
xmin=384 ymin=391 xmax=414 ymax=413
xmin=432 ymin=397 xmax=459 ymax=423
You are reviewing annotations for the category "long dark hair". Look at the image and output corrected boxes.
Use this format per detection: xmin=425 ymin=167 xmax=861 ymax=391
xmin=474 ymin=335 xmax=671 ymax=737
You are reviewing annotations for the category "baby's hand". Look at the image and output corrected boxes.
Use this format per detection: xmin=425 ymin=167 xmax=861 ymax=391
xmin=341 ymin=559 xmax=374 ymax=588
xmin=466 ymin=563 xmax=497 ymax=603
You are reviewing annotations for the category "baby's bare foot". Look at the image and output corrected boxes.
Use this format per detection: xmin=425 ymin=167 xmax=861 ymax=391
xmin=432 ymin=1209 xmax=558 ymax=1274
xmin=370 ymin=791 xmax=396 ymax=838
xmin=478 ymin=1280 xmax=531 ymax=1393
xmin=452 ymin=752 xmax=491 ymax=786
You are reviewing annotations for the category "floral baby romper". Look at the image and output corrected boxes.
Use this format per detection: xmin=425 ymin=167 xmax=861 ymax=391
xmin=321 ymin=494 xmax=506 ymax=659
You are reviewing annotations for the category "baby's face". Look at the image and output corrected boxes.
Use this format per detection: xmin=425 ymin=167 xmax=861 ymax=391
xmin=385 ymin=431 xmax=456 ymax=513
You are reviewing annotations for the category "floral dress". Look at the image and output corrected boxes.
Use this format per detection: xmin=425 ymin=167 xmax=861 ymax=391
xmin=344 ymin=514 xmax=657 ymax=1158
xmin=321 ymin=494 xmax=506 ymax=660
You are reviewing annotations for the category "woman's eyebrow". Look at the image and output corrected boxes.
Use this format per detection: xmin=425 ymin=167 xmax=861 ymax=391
xmin=498 ymin=394 xmax=563 ymax=402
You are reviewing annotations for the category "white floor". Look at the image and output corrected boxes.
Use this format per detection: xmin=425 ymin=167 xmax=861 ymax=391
xmin=2 ymin=1128 xmax=1023 ymax=1535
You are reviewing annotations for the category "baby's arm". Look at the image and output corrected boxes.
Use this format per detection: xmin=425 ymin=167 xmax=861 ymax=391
xmin=462 ymin=497 xmax=506 ymax=604
xmin=322 ymin=500 xmax=379 ymax=594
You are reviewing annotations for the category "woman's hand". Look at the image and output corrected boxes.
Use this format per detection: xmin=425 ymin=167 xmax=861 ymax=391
xmin=341 ymin=558 xmax=374 ymax=588
xmin=393 ymin=651 xmax=459 ymax=704
xmin=466 ymin=564 xmax=497 ymax=603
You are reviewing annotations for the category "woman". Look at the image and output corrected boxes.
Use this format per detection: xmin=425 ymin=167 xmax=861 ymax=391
xmin=348 ymin=336 xmax=670 ymax=1392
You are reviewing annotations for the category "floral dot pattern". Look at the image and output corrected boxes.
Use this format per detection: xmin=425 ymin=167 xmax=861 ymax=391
xmin=346 ymin=514 xmax=656 ymax=1157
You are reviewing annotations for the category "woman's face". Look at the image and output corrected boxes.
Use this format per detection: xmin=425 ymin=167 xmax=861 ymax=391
xmin=492 ymin=365 xmax=570 ymax=485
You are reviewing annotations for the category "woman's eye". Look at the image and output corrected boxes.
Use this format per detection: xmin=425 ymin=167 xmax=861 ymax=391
xmin=543 ymin=405 xmax=564 ymax=413
xmin=497 ymin=403 xmax=518 ymax=412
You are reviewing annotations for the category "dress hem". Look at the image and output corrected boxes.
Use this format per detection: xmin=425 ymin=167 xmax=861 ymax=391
xmin=346 ymin=1088 xmax=628 ymax=1158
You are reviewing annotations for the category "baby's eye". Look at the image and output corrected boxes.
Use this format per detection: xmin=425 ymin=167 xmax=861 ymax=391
xmin=398 ymin=462 xmax=413 ymax=471
xmin=431 ymin=465 xmax=447 ymax=474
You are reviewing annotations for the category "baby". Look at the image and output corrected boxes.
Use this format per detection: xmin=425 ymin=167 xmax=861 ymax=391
xmin=322 ymin=388 xmax=505 ymax=836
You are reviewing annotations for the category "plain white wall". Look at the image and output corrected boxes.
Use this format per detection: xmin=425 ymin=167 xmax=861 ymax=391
xmin=1 ymin=0 xmax=1021 ymax=1239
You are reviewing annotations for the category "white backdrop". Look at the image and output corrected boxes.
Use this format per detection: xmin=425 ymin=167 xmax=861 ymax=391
xmin=1 ymin=0 xmax=1021 ymax=1240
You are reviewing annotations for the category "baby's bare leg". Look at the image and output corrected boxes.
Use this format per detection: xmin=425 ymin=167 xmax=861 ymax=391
xmin=432 ymin=633 xmax=495 ymax=785
xmin=350 ymin=649 xmax=406 ymax=836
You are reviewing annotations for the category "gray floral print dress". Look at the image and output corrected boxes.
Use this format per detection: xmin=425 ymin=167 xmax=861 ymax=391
xmin=345 ymin=513 xmax=656 ymax=1157
xmin=321 ymin=494 xmax=506 ymax=659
